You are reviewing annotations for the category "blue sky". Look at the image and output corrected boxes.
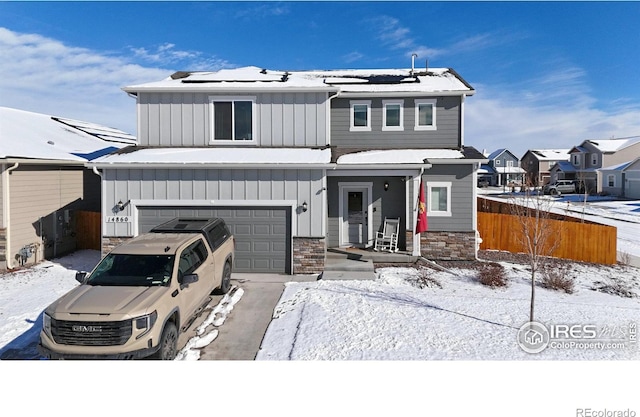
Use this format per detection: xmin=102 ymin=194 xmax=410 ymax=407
xmin=1 ymin=1 xmax=640 ymax=157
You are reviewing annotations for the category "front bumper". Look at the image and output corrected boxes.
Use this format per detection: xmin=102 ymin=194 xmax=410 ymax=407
xmin=37 ymin=340 xmax=160 ymax=360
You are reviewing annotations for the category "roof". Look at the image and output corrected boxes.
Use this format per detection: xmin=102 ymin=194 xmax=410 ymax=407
xmin=487 ymin=148 xmax=519 ymax=161
xmin=90 ymin=146 xmax=333 ymax=168
xmin=598 ymin=160 xmax=636 ymax=172
xmin=123 ymin=65 xmax=474 ymax=96
xmin=89 ymin=146 xmax=486 ymax=169
xmin=551 ymin=161 xmax=577 ymax=173
xmin=0 ymin=107 xmax=136 ymax=163
xmin=526 ymin=149 xmax=571 ymax=161
xmin=584 ymin=137 xmax=640 ymax=153
xmin=494 ymin=166 xmax=526 ymax=174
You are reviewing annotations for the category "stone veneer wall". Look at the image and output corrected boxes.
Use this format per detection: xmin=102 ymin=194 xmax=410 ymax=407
xmin=293 ymin=236 xmax=325 ymax=274
xmin=419 ymin=231 xmax=477 ymax=261
xmin=102 ymin=237 xmax=131 ymax=255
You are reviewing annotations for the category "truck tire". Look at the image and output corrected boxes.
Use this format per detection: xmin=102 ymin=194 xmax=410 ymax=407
xmin=153 ymin=322 xmax=178 ymax=360
xmin=214 ymin=262 xmax=232 ymax=295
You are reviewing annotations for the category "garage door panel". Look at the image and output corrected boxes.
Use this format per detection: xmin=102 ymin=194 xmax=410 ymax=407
xmin=138 ymin=206 xmax=290 ymax=273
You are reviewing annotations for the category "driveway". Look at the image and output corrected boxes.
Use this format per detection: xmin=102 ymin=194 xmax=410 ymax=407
xmin=180 ymin=272 xmax=318 ymax=360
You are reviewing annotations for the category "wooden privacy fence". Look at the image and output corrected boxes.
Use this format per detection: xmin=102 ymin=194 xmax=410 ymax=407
xmin=76 ymin=211 xmax=101 ymax=250
xmin=477 ymin=211 xmax=617 ymax=265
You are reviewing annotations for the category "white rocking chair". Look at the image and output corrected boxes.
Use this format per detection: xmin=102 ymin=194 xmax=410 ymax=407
xmin=374 ymin=218 xmax=400 ymax=253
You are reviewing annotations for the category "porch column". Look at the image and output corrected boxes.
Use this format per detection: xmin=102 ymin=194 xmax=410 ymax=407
xmin=411 ymin=174 xmax=421 ymax=256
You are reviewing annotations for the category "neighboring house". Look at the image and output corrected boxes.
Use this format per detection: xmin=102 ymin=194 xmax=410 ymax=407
xmin=486 ymin=149 xmax=525 ymax=187
xmin=0 ymin=107 xmax=136 ymax=270
xmin=88 ymin=65 xmax=486 ymax=274
xmin=550 ymin=137 xmax=640 ymax=193
xmin=520 ymin=149 xmax=570 ymax=186
xmin=598 ymin=157 xmax=640 ymax=198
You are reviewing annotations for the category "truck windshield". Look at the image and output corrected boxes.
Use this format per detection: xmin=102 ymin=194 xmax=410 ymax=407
xmin=86 ymin=254 xmax=175 ymax=287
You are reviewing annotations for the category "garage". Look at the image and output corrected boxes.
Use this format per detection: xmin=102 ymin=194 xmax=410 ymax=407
xmin=626 ymin=179 xmax=640 ymax=199
xmin=138 ymin=206 xmax=291 ymax=274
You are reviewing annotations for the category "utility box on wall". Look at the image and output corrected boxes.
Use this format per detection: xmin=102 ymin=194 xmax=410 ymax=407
xmin=40 ymin=209 xmax=77 ymax=260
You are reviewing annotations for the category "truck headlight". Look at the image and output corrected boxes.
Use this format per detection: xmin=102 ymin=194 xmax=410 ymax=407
xmin=134 ymin=311 xmax=158 ymax=339
xmin=43 ymin=313 xmax=52 ymax=338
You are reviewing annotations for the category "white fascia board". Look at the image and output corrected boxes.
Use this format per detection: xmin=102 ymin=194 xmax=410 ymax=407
xmin=327 ymin=168 xmax=423 ymax=177
xmin=122 ymin=86 xmax=338 ymax=94
xmin=426 ymin=158 xmax=488 ymax=165
xmin=2 ymin=157 xmax=86 ymax=166
xmin=89 ymin=162 xmax=333 ymax=169
xmin=330 ymin=163 xmax=431 ymax=171
xmin=336 ymin=91 xmax=472 ymax=98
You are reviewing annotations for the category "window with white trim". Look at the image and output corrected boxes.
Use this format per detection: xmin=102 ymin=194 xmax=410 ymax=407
xmin=572 ymin=154 xmax=580 ymax=166
xmin=350 ymin=100 xmax=371 ymax=131
xmin=210 ymin=96 xmax=256 ymax=142
xmin=414 ymin=99 xmax=436 ymax=130
xmin=426 ymin=181 xmax=452 ymax=217
xmin=382 ymin=100 xmax=403 ymax=131
xmin=591 ymin=154 xmax=598 ymax=166
xmin=607 ymin=174 xmax=615 ymax=188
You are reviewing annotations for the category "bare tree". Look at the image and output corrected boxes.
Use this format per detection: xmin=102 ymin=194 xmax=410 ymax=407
xmin=509 ymin=181 xmax=561 ymax=322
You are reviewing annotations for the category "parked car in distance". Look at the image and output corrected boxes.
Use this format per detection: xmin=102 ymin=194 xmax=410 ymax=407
xmin=477 ymin=178 xmax=490 ymax=188
xmin=38 ymin=217 xmax=234 ymax=360
xmin=543 ymin=180 xmax=576 ymax=195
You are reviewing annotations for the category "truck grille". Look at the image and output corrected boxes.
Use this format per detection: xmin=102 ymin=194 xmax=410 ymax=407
xmin=51 ymin=319 xmax=133 ymax=346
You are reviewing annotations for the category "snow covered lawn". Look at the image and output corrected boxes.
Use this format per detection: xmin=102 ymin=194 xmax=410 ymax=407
xmin=258 ymin=257 xmax=640 ymax=360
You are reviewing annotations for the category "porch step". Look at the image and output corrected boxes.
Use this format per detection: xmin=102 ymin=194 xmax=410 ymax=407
xmin=320 ymin=252 xmax=376 ymax=280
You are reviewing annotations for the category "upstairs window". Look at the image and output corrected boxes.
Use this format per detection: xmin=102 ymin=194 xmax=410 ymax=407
xmin=591 ymin=154 xmax=598 ymax=166
xmin=414 ymin=99 xmax=437 ymax=130
xmin=210 ymin=96 xmax=255 ymax=142
xmin=382 ymin=100 xmax=403 ymax=131
xmin=350 ymin=100 xmax=371 ymax=131
xmin=572 ymin=154 xmax=580 ymax=166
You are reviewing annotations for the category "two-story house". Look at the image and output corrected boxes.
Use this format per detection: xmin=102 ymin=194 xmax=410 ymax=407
xmin=520 ymin=149 xmax=570 ymax=186
xmin=550 ymin=138 xmax=640 ymax=194
xmin=486 ymin=149 xmax=525 ymax=187
xmin=88 ymin=66 xmax=485 ymax=274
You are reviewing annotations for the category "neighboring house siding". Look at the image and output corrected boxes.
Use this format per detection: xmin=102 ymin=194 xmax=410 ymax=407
xmin=330 ymin=96 xmax=461 ymax=149
xmin=7 ymin=166 xmax=97 ymax=267
xmin=602 ymin=142 xmax=640 ymax=168
xmin=102 ymin=168 xmax=324 ymax=238
xmin=137 ymin=92 xmax=328 ymax=147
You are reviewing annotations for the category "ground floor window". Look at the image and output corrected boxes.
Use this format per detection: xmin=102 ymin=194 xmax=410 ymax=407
xmin=426 ymin=181 xmax=452 ymax=217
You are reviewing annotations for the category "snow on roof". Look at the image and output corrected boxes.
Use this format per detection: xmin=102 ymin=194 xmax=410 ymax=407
xmin=598 ymin=160 xmax=636 ymax=172
xmin=529 ymin=149 xmax=571 ymax=160
xmin=0 ymin=107 xmax=135 ymax=162
xmin=90 ymin=147 xmax=332 ymax=166
xmin=585 ymin=137 xmax=640 ymax=153
xmin=494 ymin=166 xmax=526 ymax=174
xmin=336 ymin=149 xmax=466 ymax=165
xmin=123 ymin=66 xmax=474 ymax=95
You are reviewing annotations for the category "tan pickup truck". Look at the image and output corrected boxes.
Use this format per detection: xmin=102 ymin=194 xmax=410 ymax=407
xmin=38 ymin=218 xmax=234 ymax=360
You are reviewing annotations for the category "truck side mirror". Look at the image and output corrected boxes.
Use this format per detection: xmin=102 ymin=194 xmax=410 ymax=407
xmin=179 ymin=273 xmax=199 ymax=287
xmin=75 ymin=272 xmax=88 ymax=284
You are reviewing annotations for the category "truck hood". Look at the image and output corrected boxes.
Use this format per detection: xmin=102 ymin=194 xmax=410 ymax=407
xmin=51 ymin=285 xmax=167 ymax=315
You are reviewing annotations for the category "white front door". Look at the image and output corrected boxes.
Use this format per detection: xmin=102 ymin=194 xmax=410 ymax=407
xmin=339 ymin=183 xmax=372 ymax=248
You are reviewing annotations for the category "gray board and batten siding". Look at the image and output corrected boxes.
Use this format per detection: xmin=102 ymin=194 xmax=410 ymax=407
xmin=330 ymin=96 xmax=462 ymax=149
xmin=102 ymin=167 xmax=325 ymax=273
xmin=136 ymin=92 xmax=329 ymax=147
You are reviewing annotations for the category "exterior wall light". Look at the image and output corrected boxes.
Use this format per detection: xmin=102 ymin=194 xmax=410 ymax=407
xmin=302 ymin=201 xmax=308 ymax=212
xmin=384 ymin=182 xmax=389 ymax=191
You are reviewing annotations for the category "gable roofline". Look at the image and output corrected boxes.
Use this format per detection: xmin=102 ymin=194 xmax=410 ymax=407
xmin=487 ymin=148 xmax=519 ymax=161
xmin=123 ymin=65 xmax=474 ymax=96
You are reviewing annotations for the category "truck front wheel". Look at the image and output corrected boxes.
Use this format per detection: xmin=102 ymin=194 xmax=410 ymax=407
xmin=153 ymin=322 xmax=178 ymax=360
